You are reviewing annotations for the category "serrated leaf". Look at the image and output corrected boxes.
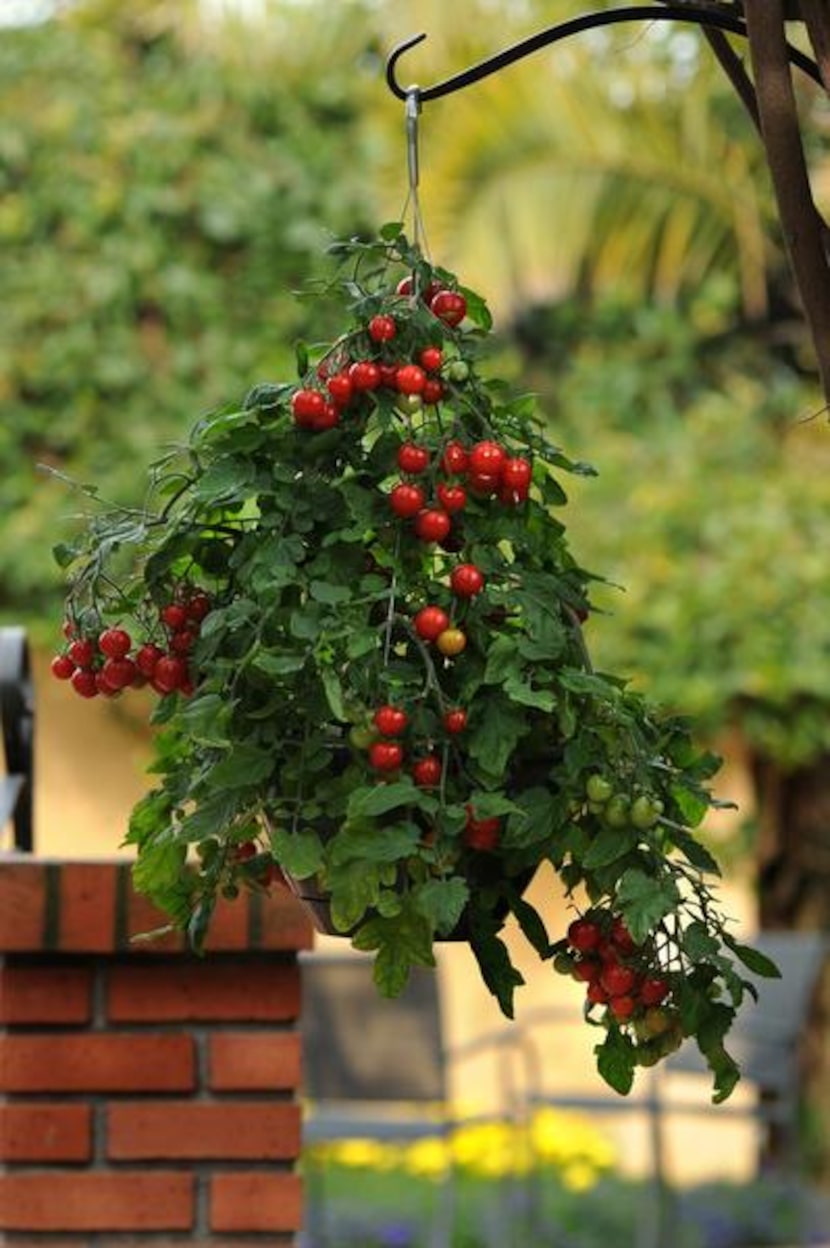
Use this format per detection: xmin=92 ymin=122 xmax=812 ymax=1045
xmin=208 ymin=745 xmax=274 ymax=789
xmin=666 ymin=824 xmax=722 ymax=876
xmin=682 ymin=920 xmax=720 ymax=960
xmin=329 ymin=823 xmax=418 ymax=866
xmin=415 ymin=877 xmax=470 ymax=936
xmin=670 ymin=782 xmax=710 ymax=829
xmin=614 ymin=869 xmax=680 ymax=943
xmin=268 ymin=825 xmax=324 ymax=879
xmin=347 ymin=779 xmax=423 ymax=819
xmin=310 ymin=579 xmax=352 ymax=605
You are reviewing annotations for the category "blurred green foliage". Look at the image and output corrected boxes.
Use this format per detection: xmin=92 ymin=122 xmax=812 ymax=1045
xmin=0 ymin=7 xmax=377 ymax=622
xmin=511 ymin=282 xmax=830 ymax=767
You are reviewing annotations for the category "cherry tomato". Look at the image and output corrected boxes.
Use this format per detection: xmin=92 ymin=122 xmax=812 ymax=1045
xmin=51 ymin=654 xmax=75 ymax=681
xmin=161 ymin=604 xmax=188 ymax=631
xmin=610 ymin=995 xmax=637 ymax=1021
xmin=372 ymin=705 xmax=408 ymax=737
xmin=152 ymin=655 xmax=188 ymax=694
xmin=450 ymin=564 xmax=485 ymax=598
xmin=414 ymin=509 xmax=451 ymax=543
xmin=640 ymin=977 xmax=670 ymax=1006
xmin=314 ymin=403 xmax=340 ymax=430
xmin=447 ymin=360 xmax=470 ymax=383
xmin=414 ymin=606 xmax=450 ymax=642
xmin=413 ymin=756 xmax=442 ymax=787
xmin=291 ymin=388 xmax=327 ymax=427
xmin=586 ymin=981 xmax=610 ymax=1006
xmin=501 ymin=457 xmax=532 ymax=490
xmin=440 ymin=441 xmax=469 ymax=475
xmin=396 ymin=276 xmax=442 ymax=303
xmin=369 ymin=741 xmax=403 ymax=772
xmin=430 ymin=289 xmax=467 ymax=326
xmin=368 ymin=314 xmax=396 ymax=343
xmin=349 ymin=360 xmax=381 ymax=391
xmin=395 ymin=393 xmax=423 ymax=415
xmin=499 ymin=482 xmax=529 ymax=506
xmin=169 ymin=630 xmax=197 ymax=654
xmin=419 ymin=346 xmax=443 ymax=372
xmin=436 ymin=483 xmax=467 ymax=514
xmin=600 ymin=963 xmax=638 ymax=998
xmin=469 ymin=441 xmax=506 ymax=477
xmin=567 ymin=918 xmax=602 ymax=953
xmin=396 ymin=443 xmax=430 ymax=475
xmin=71 ymin=668 xmax=99 ymax=698
xmin=186 ymin=592 xmax=212 ymax=622
xmin=98 ymin=627 xmax=132 ymax=660
xmin=631 ymin=794 xmax=660 ymax=829
xmin=68 ymin=638 xmax=96 ymax=669
xmin=378 ymin=362 xmax=401 ymax=387
xmin=572 ymin=958 xmax=601 ymax=984
xmin=463 ymin=808 xmax=500 ymax=851
xmin=101 ymin=656 xmax=137 ymax=691
xmin=442 ymin=708 xmax=468 ymax=735
xmin=586 ymin=774 xmax=613 ymax=804
xmin=389 ymin=483 xmax=426 ymax=518
xmin=436 ymin=628 xmax=467 ymax=656
xmin=468 ymin=472 xmax=501 ymax=498
xmin=396 ymin=364 xmax=427 ymax=395
xmin=422 ymin=378 xmax=444 ymax=405
xmin=327 ymin=372 xmax=353 ymax=406
xmin=349 ymin=724 xmax=378 ymax=750
xmin=136 ymin=643 xmax=164 ymax=677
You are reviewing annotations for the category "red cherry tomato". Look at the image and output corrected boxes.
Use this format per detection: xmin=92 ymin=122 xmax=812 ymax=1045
xmin=396 ymin=364 xmax=427 ymax=395
xmin=349 ymin=360 xmax=382 ymax=391
xmin=161 ymin=604 xmax=188 ymax=631
xmin=169 ymin=630 xmax=197 ymax=654
xmin=136 ymin=643 xmax=165 ymax=677
xmin=186 ymin=592 xmax=212 ymax=622
xmin=372 ymin=705 xmax=409 ymax=737
xmin=389 ymin=483 xmax=426 ymax=518
xmin=573 ymin=958 xmax=602 ymax=984
xmin=314 ymin=403 xmax=340 ymax=430
xmin=640 ymin=977 xmax=670 ymax=1006
xmin=429 ymin=289 xmax=467 ymax=326
xmin=71 ymin=668 xmax=99 ymax=698
xmin=369 ymin=741 xmax=403 ymax=772
xmin=440 ymin=441 xmax=469 ymax=475
xmin=68 ymin=638 xmax=96 ymax=669
xmin=98 ymin=627 xmax=132 ymax=660
xmin=413 ymin=509 xmax=451 ymax=543
xmin=396 ymin=276 xmax=442 ymax=303
xmin=413 ymin=606 xmax=450 ymax=642
xmin=419 ymin=346 xmax=443 ymax=372
xmin=413 ymin=756 xmax=442 ymax=787
xmin=291 ymin=388 xmax=327 ymax=427
xmin=463 ymin=808 xmax=501 ymax=851
xmin=422 ymin=378 xmax=444 ymax=405
xmin=101 ymin=656 xmax=137 ymax=691
xmin=600 ymin=963 xmax=638 ymax=999
xmin=450 ymin=564 xmax=485 ymax=598
xmin=610 ymin=995 xmax=637 ymax=1021
xmin=378 ymin=362 xmax=401 ymax=387
xmin=368 ymin=314 xmax=396 ymax=343
xmin=469 ymin=441 xmax=506 ymax=477
xmin=467 ymin=472 xmax=501 ymax=497
xmin=436 ymin=483 xmax=467 ymax=514
xmin=611 ymin=916 xmax=638 ymax=954
xmin=502 ymin=456 xmax=532 ymax=490
xmin=586 ymin=981 xmax=610 ymax=1006
xmin=567 ymin=917 xmax=602 ymax=953
xmin=442 ymin=708 xmax=468 ymax=735
xmin=396 ymin=442 xmax=430 ymax=475
xmin=327 ymin=372 xmax=353 ymax=406
xmin=51 ymin=654 xmax=76 ymax=681
xmin=152 ymin=655 xmax=188 ymax=694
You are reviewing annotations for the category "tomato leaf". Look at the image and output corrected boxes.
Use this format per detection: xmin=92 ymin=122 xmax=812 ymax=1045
xmin=595 ymin=1027 xmax=636 ymax=1096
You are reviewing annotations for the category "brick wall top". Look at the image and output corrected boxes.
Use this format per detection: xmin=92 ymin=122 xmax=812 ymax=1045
xmin=0 ymin=857 xmax=313 ymax=955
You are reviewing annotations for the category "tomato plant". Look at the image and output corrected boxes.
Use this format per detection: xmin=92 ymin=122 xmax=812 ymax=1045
xmin=51 ymin=226 xmax=774 ymax=1102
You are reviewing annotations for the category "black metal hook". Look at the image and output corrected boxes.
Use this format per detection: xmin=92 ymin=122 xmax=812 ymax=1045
xmin=386 ymin=5 xmax=823 ymax=103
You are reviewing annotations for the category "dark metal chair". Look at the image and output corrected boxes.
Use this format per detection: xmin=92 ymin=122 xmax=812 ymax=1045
xmin=0 ymin=627 xmax=34 ymax=852
xmin=299 ymin=951 xmax=531 ymax=1248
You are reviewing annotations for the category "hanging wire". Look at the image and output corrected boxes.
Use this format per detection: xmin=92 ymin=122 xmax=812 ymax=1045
xmin=399 ymin=84 xmax=431 ymax=267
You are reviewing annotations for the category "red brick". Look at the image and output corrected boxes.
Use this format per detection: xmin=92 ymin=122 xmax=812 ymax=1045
xmin=259 ymin=890 xmax=315 ymax=951
xmin=108 ymin=1100 xmax=301 ymax=1160
xmin=209 ymin=1031 xmax=301 ymax=1091
xmin=108 ymin=958 xmax=300 ymax=1022
xmin=210 ymin=1172 xmax=303 ymax=1233
xmin=0 ymin=1033 xmax=195 ymax=1092
xmin=0 ymin=964 xmax=92 ymax=1025
xmin=125 ymin=882 xmax=185 ymax=953
xmin=0 ymin=1103 xmax=91 ymax=1162
xmin=0 ymin=862 xmax=46 ymax=952
xmin=0 ymin=1171 xmax=194 ymax=1231
xmin=59 ymin=862 xmax=117 ymax=952
xmin=202 ymin=892 xmax=251 ymax=952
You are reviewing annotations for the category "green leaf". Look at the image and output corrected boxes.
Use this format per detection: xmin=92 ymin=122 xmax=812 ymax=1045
xmin=614 ymin=869 xmax=680 ymax=943
xmin=269 ymin=825 xmax=324 ymax=878
xmin=310 ymin=580 xmax=352 ymax=605
xmin=347 ymin=779 xmax=423 ymax=819
xmin=582 ymin=826 xmax=637 ymax=869
xmin=468 ymin=910 xmax=525 ymax=1019
xmin=329 ymin=861 xmax=383 ymax=931
xmin=466 ymin=701 xmax=527 ymax=776
xmin=254 ymin=651 xmax=306 ymax=677
xmin=510 ymin=895 xmax=552 ymax=959
xmin=595 ymin=1027 xmax=636 ymax=1096
xmin=666 ymin=824 xmax=722 ymax=876
xmin=415 ymin=877 xmax=470 ymax=936
xmin=208 ymin=745 xmax=274 ymax=789
xmin=179 ymin=694 xmax=232 ymax=747
xmin=295 ymin=339 xmax=309 ymax=377
xmin=321 ymin=667 xmax=347 ymax=721
xmin=682 ymin=920 xmax=720 ymax=960
xmin=670 ymin=782 xmax=710 ymax=829
xmin=722 ymin=934 xmax=781 ymax=979
xmin=329 ymin=823 xmax=418 ymax=866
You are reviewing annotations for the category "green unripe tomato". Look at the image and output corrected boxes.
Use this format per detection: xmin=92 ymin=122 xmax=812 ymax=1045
xmin=642 ymin=1006 xmax=673 ymax=1037
xmin=395 ymin=393 xmax=423 ymax=415
xmin=586 ymin=774 xmax=613 ymax=804
xmin=553 ymin=952 xmax=576 ymax=977
xmin=631 ymin=794 xmax=660 ymax=829
xmin=636 ymin=1042 xmax=662 ymax=1068
xmin=587 ymin=800 xmax=607 ymax=815
xmin=446 ymin=359 xmax=470 ymax=383
xmin=604 ymin=795 xmax=630 ymax=828
xmin=349 ymin=724 xmax=378 ymax=750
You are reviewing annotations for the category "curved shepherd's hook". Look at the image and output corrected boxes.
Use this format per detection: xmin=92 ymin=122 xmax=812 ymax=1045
xmin=385 ymin=5 xmax=822 ymax=103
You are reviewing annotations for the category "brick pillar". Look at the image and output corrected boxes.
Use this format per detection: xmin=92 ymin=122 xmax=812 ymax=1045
xmin=0 ymin=855 xmax=313 ymax=1245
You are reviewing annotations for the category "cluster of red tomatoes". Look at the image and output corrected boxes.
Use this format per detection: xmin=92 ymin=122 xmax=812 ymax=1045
xmin=50 ymin=588 xmax=211 ymax=699
xmin=559 ymin=913 xmax=679 ymax=1051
